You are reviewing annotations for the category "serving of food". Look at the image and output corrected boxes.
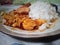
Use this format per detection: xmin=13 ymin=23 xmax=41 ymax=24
xmin=0 ymin=1 xmax=60 ymax=38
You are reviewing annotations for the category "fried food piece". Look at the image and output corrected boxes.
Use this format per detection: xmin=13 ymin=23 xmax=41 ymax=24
xmin=12 ymin=17 xmax=22 ymax=27
xmin=11 ymin=3 xmax=31 ymax=15
xmin=35 ymin=19 xmax=46 ymax=26
xmin=23 ymin=18 xmax=36 ymax=30
xmin=2 ymin=13 xmax=10 ymax=19
xmin=16 ymin=3 xmax=31 ymax=15
xmin=2 ymin=13 xmax=15 ymax=20
xmin=2 ymin=13 xmax=15 ymax=25
xmin=16 ymin=6 xmax=30 ymax=15
xmin=9 ymin=10 xmax=16 ymax=15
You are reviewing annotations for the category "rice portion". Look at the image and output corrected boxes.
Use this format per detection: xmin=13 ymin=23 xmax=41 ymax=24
xmin=29 ymin=1 xmax=58 ymax=21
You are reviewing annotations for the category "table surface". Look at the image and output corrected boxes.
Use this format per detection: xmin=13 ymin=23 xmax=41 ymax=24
xmin=0 ymin=32 xmax=60 ymax=45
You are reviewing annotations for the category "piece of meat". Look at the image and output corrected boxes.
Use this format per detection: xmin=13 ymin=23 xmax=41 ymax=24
xmin=2 ymin=13 xmax=15 ymax=26
xmin=13 ymin=3 xmax=31 ymax=15
xmin=9 ymin=10 xmax=16 ymax=15
xmin=16 ymin=6 xmax=30 ymax=15
xmin=12 ymin=17 xmax=22 ymax=27
xmin=22 ymin=18 xmax=36 ymax=30
xmin=35 ymin=19 xmax=46 ymax=26
xmin=2 ymin=13 xmax=15 ymax=20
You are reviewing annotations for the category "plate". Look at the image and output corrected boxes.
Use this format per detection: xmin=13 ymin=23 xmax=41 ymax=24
xmin=0 ymin=5 xmax=60 ymax=38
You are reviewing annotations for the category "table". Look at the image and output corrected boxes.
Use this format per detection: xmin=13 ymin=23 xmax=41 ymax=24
xmin=0 ymin=32 xmax=60 ymax=45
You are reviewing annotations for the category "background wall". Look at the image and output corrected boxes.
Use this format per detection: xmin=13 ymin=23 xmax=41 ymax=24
xmin=0 ymin=0 xmax=60 ymax=5
xmin=13 ymin=0 xmax=60 ymax=5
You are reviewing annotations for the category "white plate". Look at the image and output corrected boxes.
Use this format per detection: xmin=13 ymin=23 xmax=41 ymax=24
xmin=0 ymin=5 xmax=60 ymax=38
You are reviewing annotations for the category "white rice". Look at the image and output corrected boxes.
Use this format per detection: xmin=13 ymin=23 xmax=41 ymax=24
xmin=29 ymin=1 xmax=58 ymax=21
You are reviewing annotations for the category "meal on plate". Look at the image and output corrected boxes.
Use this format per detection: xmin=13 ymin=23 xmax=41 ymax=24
xmin=2 ymin=1 xmax=58 ymax=31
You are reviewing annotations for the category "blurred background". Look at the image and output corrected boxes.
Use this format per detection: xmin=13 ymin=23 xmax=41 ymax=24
xmin=0 ymin=0 xmax=60 ymax=5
